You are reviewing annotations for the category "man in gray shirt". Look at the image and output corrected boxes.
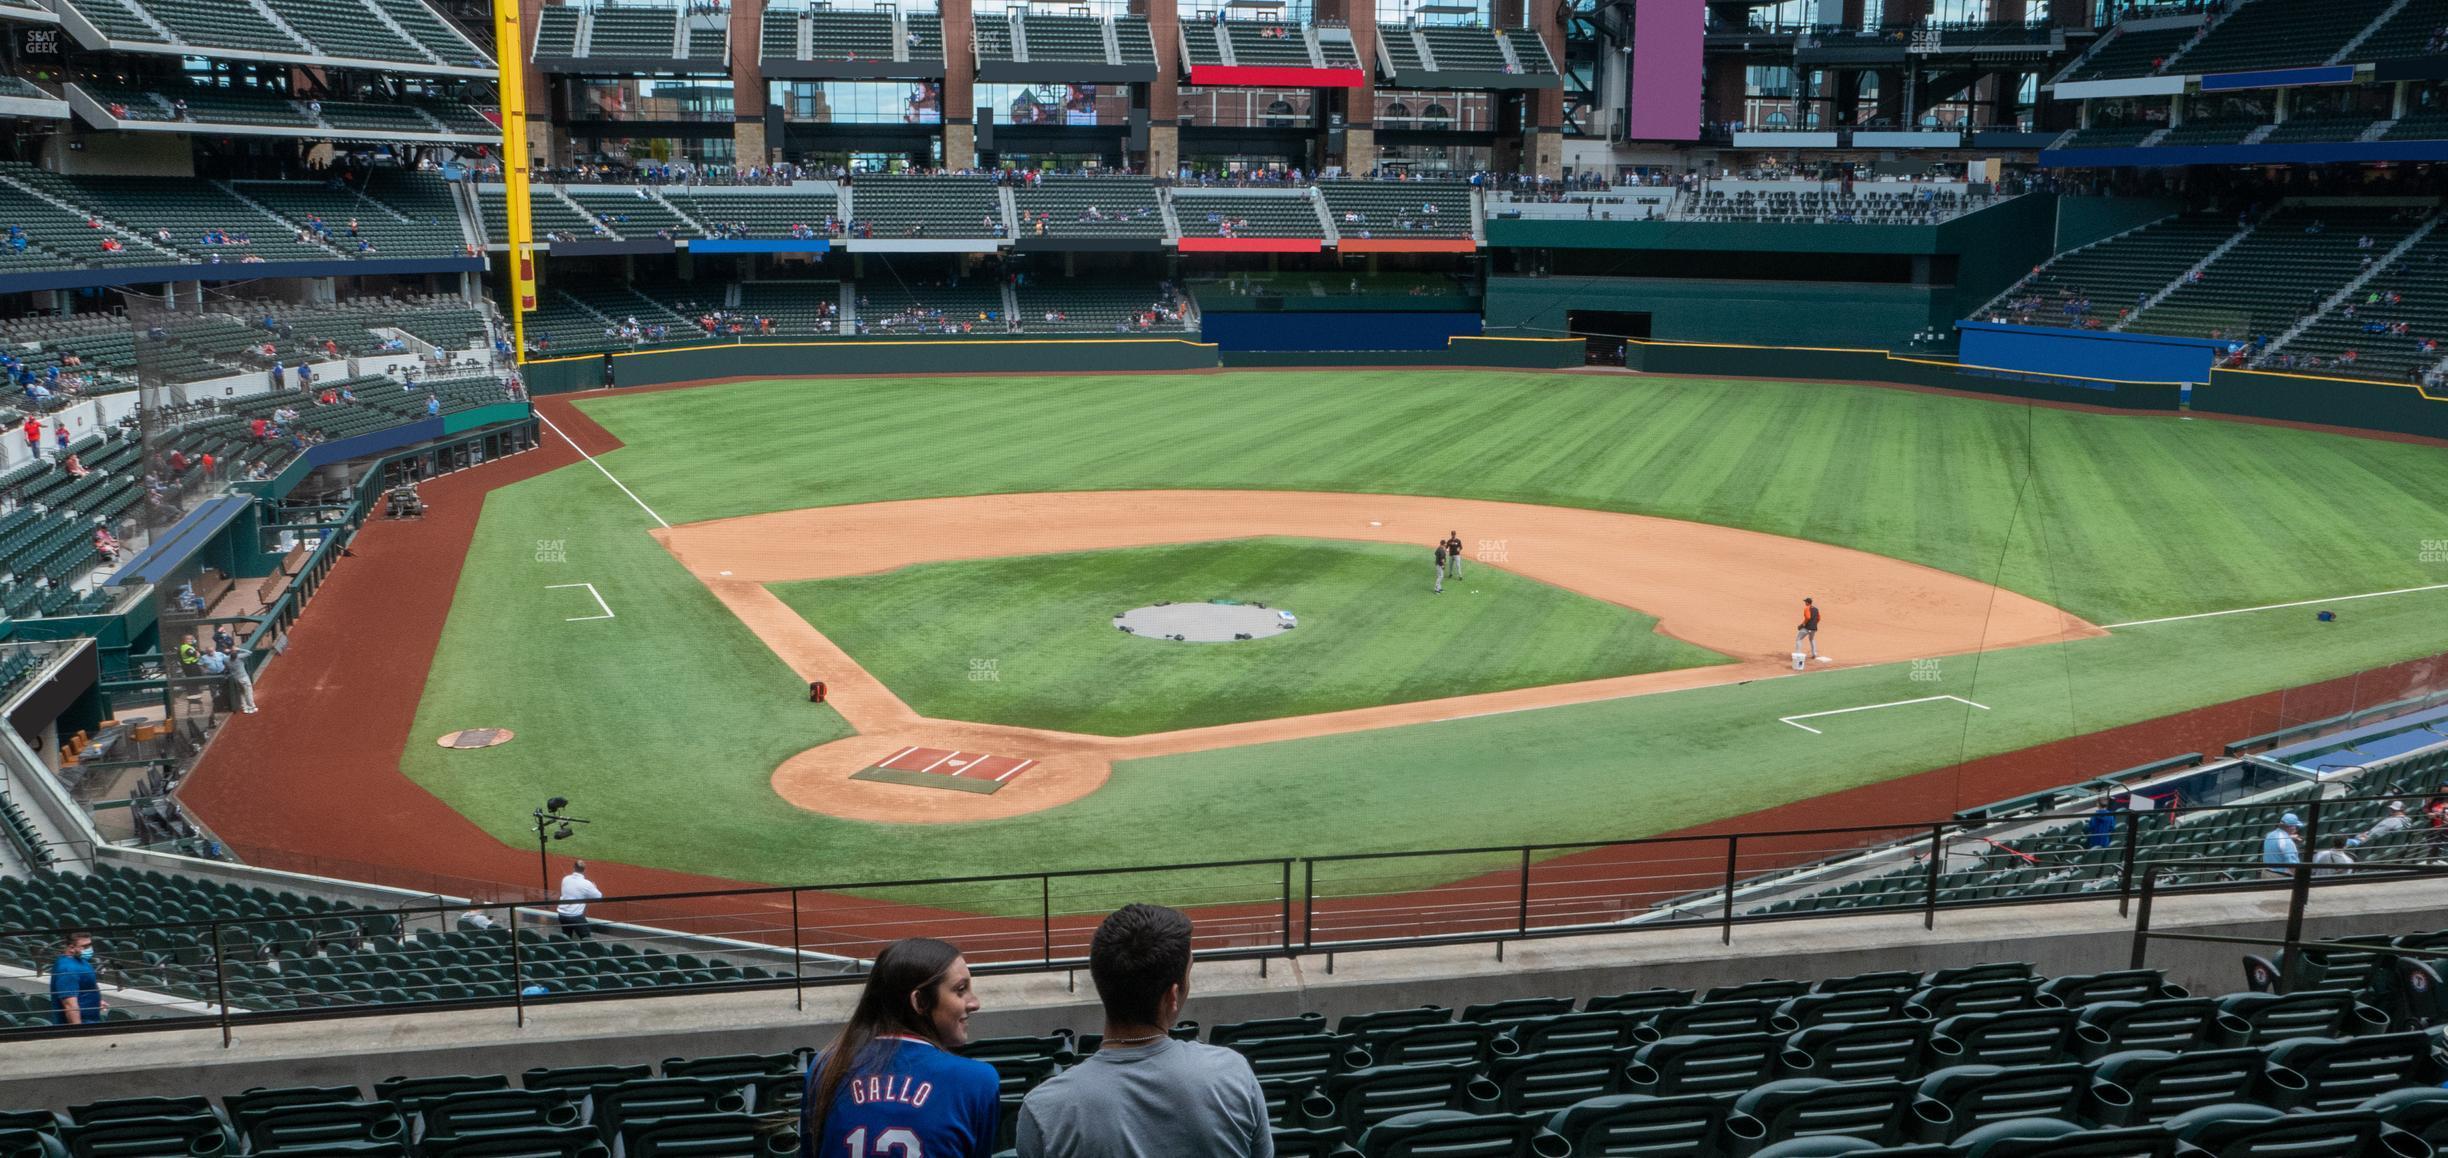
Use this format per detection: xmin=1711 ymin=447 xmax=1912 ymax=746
xmin=1016 ymin=904 xmax=1273 ymax=1158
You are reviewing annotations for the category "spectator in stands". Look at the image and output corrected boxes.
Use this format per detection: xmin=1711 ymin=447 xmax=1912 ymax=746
xmin=2085 ymin=801 xmax=2119 ymax=848
xmin=2262 ymin=812 xmax=2303 ymax=875
xmin=2314 ymin=836 xmax=2355 ymax=875
xmin=52 ymin=419 xmax=66 ymax=454
xmin=92 ymin=525 xmax=119 ymax=562
xmin=800 ymin=938 xmax=995 ymax=1158
xmin=2350 ymin=800 xmax=2412 ymax=848
xmin=1016 ymin=904 xmax=1270 ymax=1158
xmin=20 ymin=414 xmax=37 ymax=455
xmin=177 ymin=633 xmax=201 ymax=677
xmin=225 ymin=643 xmax=257 ymax=714
xmin=49 ymin=932 xmax=102 ymax=1026
xmin=557 ymin=860 xmax=604 ymax=939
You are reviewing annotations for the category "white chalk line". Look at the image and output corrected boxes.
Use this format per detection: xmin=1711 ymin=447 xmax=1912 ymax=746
xmin=539 ymin=412 xmax=669 ymax=530
xmin=2102 ymin=582 xmax=2448 ymax=629
xmin=1781 ymin=694 xmax=1989 ymax=735
xmin=545 ymin=582 xmax=614 ymax=622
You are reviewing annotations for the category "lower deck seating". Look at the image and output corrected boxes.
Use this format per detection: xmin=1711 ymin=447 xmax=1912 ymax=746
xmin=9 ymin=948 xmax=2448 ymax=1157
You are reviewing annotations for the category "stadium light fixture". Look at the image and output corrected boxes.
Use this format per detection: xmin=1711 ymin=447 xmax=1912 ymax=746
xmin=532 ymin=798 xmax=591 ymax=897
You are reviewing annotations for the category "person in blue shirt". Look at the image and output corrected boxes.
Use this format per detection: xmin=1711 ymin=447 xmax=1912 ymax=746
xmin=802 ymin=938 xmax=996 ymax=1158
xmin=2263 ymin=812 xmax=2304 ymax=876
xmin=50 ymin=931 xmax=103 ymax=1026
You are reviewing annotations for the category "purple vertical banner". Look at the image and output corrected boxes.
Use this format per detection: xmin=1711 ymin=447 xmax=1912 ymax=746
xmin=1627 ymin=0 xmax=1704 ymax=141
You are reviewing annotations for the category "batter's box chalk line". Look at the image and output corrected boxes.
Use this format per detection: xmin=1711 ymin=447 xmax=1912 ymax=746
xmin=1781 ymin=694 xmax=1989 ymax=735
xmin=545 ymin=582 xmax=614 ymax=622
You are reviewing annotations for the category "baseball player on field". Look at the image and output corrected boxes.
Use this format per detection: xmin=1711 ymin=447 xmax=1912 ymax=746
xmin=1796 ymin=597 xmax=1821 ymax=661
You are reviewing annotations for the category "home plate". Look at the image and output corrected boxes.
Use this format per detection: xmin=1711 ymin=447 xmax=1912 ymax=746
xmin=851 ymin=746 xmax=1038 ymax=794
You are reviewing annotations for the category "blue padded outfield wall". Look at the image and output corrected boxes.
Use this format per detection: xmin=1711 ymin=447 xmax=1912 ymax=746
xmin=1957 ymin=321 xmax=2228 ymax=385
xmin=1200 ymin=311 xmax=1483 ymax=352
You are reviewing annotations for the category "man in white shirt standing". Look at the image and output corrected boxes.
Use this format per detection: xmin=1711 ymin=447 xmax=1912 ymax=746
xmin=557 ymin=860 xmax=604 ymax=940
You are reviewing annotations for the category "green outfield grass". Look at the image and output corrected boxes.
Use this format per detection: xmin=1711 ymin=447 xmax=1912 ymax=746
xmin=399 ymin=370 xmax=2448 ymax=904
xmin=769 ymin=538 xmax=1728 ymax=735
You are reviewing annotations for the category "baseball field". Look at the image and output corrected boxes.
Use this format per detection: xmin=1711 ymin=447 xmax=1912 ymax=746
xmin=257 ymin=369 xmax=2448 ymax=909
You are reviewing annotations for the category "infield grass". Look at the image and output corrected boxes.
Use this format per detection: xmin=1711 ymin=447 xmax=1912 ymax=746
xmin=400 ymin=370 xmax=2448 ymax=902
xmin=769 ymin=538 xmax=1728 ymax=735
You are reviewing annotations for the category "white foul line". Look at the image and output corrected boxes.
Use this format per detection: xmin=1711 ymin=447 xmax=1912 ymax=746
xmin=1781 ymin=694 xmax=1989 ymax=735
xmin=545 ymin=582 xmax=614 ymax=622
xmin=2102 ymin=582 xmax=2448 ymax=629
xmin=538 ymin=412 xmax=669 ymax=530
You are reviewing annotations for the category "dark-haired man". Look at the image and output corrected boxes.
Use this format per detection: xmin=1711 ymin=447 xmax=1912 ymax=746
xmin=50 ymin=931 xmax=102 ymax=1026
xmin=1016 ymin=904 xmax=1272 ymax=1157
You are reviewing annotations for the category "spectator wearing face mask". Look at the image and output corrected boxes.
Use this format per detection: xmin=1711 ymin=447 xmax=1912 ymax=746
xmin=51 ymin=931 xmax=104 ymax=1026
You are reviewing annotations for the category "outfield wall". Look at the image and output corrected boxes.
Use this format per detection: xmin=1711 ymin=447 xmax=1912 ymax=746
xmin=524 ymin=337 xmax=1224 ymax=392
xmin=1958 ymin=321 xmax=2227 ymax=385
xmin=1201 ymin=311 xmax=1483 ymax=352
xmin=1485 ymin=276 xmax=1944 ymax=350
xmin=520 ymin=334 xmax=1581 ymax=387
xmin=1618 ymin=339 xmax=2188 ymax=410
xmin=2198 ymin=367 xmax=2448 ymax=440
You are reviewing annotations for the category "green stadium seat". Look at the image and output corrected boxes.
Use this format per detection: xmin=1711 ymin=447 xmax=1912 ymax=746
xmin=1540 ymin=1093 xmax=1735 ymax=1158
xmin=2161 ymin=1103 xmax=2425 ymax=1157
xmin=59 ymin=1115 xmax=234 ymax=1158
xmin=1211 ymin=1013 xmax=1328 ymax=1047
xmin=239 ymin=1102 xmax=407 ymax=1153
xmin=417 ymin=1090 xmax=582 ymax=1137
xmin=1478 ymin=1048 xmax=1629 ymax=1116
xmin=1359 ymin=1020 xmax=1512 ymax=1068
xmin=1338 ymin=1007 xmax=1450 ymax=1035
xmin=1299 ymin=1062 xmax=1492 ymax=1137
xmin=620 ymin=1112 xmax=791 ymax=1158
xmin=1911 ymin=1063 xmax=2092 ymax=1142
xmin=1225 ymin=1033 xmax=1369 ymax=1086
xmin=2215 ymin=991 xmax=2389 ymax=1045
xmin=2261 ymin=1032 xmax=2440 ymax=1111
xmin=1623 ymin=1034 xmax=1781 ymax=1098
xmin=1779 ymin=1019 xmax=1932 ymax=1083
xmin=2084 ymin=1047 xmax=2263 ymax=1126
xmin=1726 ymin=1078 xmax=1920 ymax=1150
xmin=1353 ymin=1109 xmax=1545 ymax=1158
xmin=417 ymin=1127 xmax=606 ymax=1158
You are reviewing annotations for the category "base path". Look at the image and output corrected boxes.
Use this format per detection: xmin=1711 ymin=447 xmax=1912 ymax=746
xmin=653 ymin=491 xmax=2104 ymax=823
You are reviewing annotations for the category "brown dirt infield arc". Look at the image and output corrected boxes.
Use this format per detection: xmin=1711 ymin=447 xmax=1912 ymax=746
xmin=169 ymin=379 xmax=2448 ymax=952
xmin=652 ymin=491 xmax=2104 ymax=824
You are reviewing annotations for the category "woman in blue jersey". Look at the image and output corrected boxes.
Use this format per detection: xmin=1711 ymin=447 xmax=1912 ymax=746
xmin=802 ymin=938 xmax=998 ymax=1158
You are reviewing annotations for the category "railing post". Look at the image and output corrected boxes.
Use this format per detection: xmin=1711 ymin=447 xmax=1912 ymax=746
xmin=1278 ymin=860 xmax=1292 ymax=959
xmin=1923 ymin=824 xmax=1945 ymax=931
xmin=508 ymin=904 xmax=525 ymax=1028
xmin=2283 ymin=861 xmax=2312 ymax=959
xmin=1041 ymin=875 xmax=1053 ymax=967
xmin=2128 ymin=869 xmax=2157 ymax=970
xmin=790 ymin=888 xmax=805 ymax=1012
xmin=1302 ymin=860 xmax=1316 ymax=950
xmin=1720 ymin=834 xmax=1739 ymax=945
xmin=1515 ymin=846 xmax=1532 ymax=938
xmin=2117 ymin=806 xmax=2141 ymax=917
xmin=211 ymin=921 xmax=231 ymax=1049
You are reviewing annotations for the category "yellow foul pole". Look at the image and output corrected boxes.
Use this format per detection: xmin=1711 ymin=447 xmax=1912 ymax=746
xmin=493 ymin=0 xmax=537 ymax=362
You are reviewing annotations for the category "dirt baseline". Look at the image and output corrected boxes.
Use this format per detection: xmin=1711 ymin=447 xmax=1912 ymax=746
xmin=652 ymin=491 xmax=2105 ymax=824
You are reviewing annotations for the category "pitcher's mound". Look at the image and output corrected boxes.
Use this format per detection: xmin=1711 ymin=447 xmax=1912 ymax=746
xmin=436 ymin=728 xmax=515 ymax=750
xmin=1115 ymin=601 xmax=1296 ymax=642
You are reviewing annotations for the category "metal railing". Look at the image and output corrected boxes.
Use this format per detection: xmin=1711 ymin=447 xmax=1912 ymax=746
xmin=9 ymin=783 xmax=2444 ymax=1041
